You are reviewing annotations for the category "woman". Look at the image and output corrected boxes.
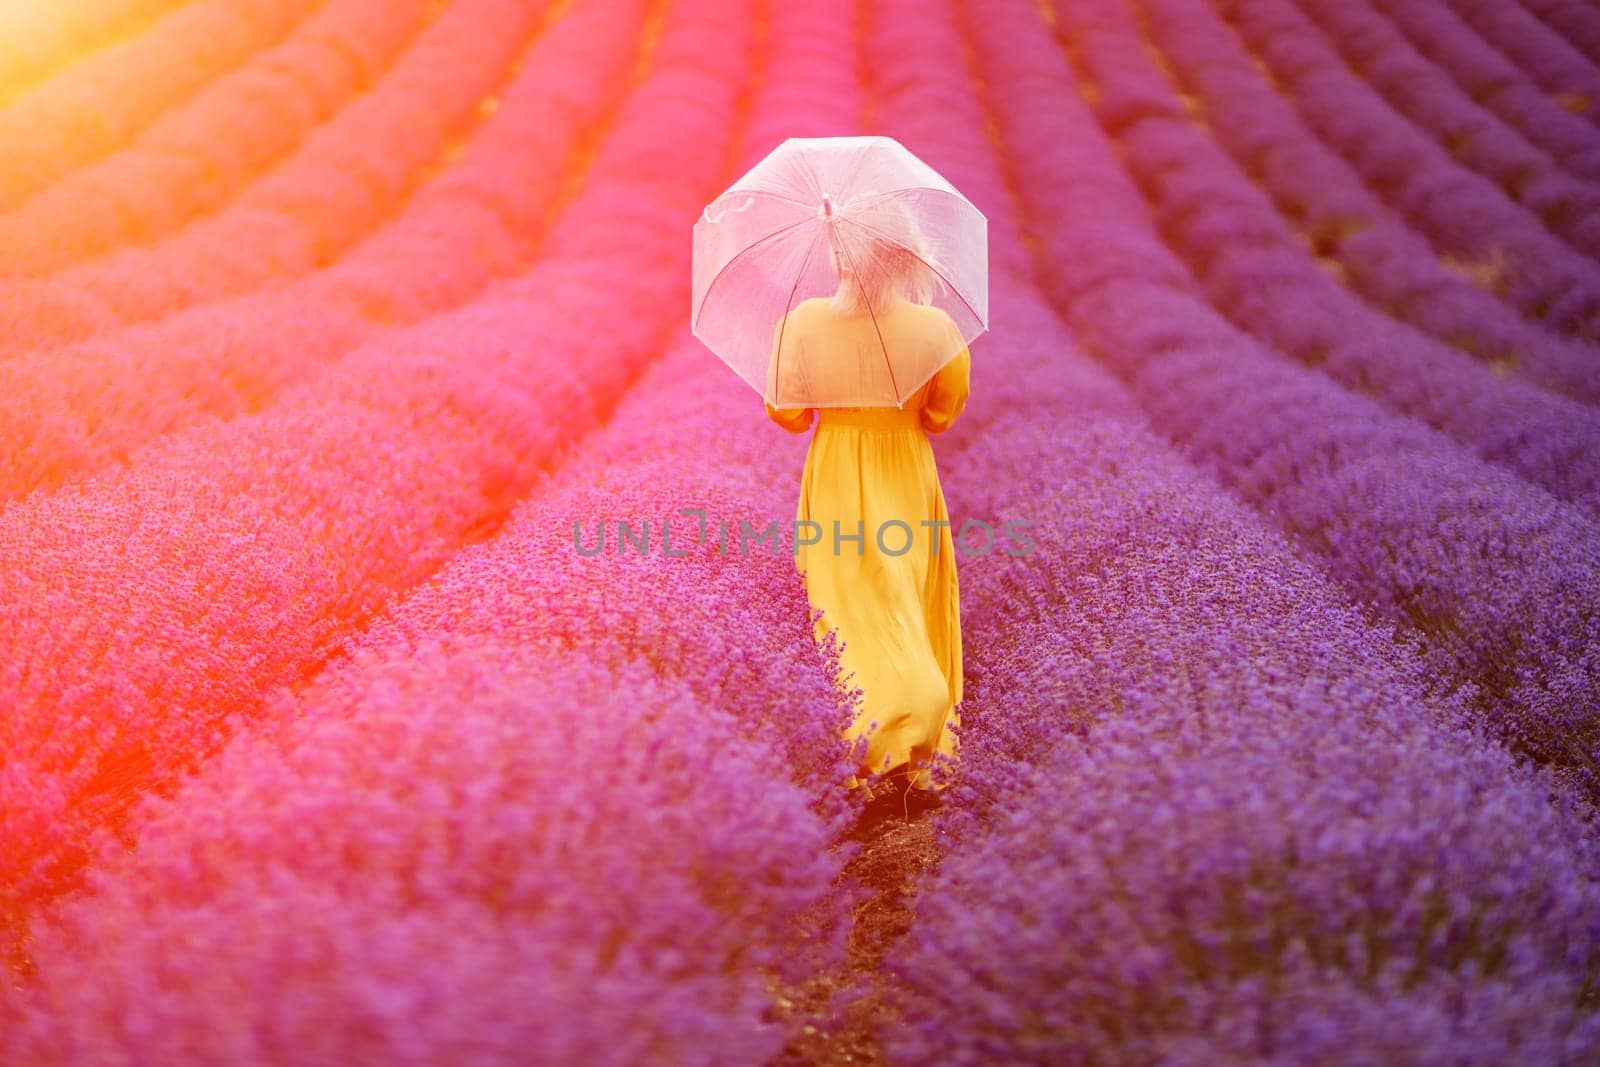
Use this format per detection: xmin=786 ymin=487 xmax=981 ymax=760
xmin=764 ymin=209 xmax=971 ymax=814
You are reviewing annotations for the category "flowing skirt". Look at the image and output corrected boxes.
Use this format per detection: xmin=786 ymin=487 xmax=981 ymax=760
xmin=793 ymin=408 xmax=962 ymax=791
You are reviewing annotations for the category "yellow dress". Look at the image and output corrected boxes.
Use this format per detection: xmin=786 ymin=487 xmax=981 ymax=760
xmin=764 ymin=297 xmax=972 ymax=792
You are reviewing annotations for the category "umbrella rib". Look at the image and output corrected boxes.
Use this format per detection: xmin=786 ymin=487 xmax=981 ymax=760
xmin=739 ymin=188 xmax=812 ymax=211
xmin=841 ymin=184 xmax=964 ymax=211
xmin=693 ymin=216 xmax=817 ymax=332
xmin=793 ymin=147 xmax=827 ymax=208
xmin=832 ymin=234 xmax=900 ymax=404
xmin=834 ymin=141 xmax=873 ymax=207
xmin=836 ymin=210 xmax=986 ymax=334
xmin=773 ymin=225 xmax=825 ymax=407
xmin=723 ymin=188 xmax=817 ymax=213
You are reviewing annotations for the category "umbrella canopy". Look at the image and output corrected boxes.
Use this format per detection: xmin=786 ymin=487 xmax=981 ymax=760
xmin=692 ymin=135 xmax=987 ymax=409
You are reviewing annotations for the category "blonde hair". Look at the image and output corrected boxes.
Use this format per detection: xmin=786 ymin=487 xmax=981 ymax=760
xmin=826 ymin=197 xmax=946 ymax=318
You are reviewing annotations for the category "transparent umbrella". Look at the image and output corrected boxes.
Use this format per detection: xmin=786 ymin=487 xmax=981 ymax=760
xmin=691 ymin=135 xmax=988 ymax=410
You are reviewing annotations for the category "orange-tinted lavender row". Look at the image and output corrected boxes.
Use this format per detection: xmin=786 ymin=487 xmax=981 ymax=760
xmin=0 ymin=0 xmax=651 ymax=502
xmin=0 ymin=0 xmax=759 ymax=968
xmin=0 ymin=0 xmax=184 ymax=108
xmin=0 ymin=0 xmax=435 ymax=273
xmin=0 ymin=0 xmax=553 ymax=355
xmin=0 ymin=0 xmax=322 ymax=208
xmin=1 ymin=3 xmax=878 ymax=1056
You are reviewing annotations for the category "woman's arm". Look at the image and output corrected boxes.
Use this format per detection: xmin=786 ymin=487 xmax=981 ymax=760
xmin=920 ymin=345 xmax=971 ymax=434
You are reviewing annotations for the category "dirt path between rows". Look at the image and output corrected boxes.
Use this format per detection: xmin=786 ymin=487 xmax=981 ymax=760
xmin=767 ymin=806 xmax=942 ymax=1065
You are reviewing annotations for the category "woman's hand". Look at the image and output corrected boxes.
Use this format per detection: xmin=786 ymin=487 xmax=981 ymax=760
xmin=765 ymin=399 xmax=815 ymax=433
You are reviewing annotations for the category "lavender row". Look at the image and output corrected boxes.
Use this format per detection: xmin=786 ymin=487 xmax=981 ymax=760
xmin=900 ymin=415 xmax=1600 ymax=1058
xmin=894 ymin=654 xmax=1600 ymax=1061
xmin=1032 ymin=0 xmax=1600 ymax=797
xmin=307 ymin=352 xmax=874 ymax=815
xmin=867 ymin=0 xmax=1596 ymax=1047
xmin=0 ymin=0 xmax=433 ymax=270
xmin=1442 ymin=0 xmax=1600 ymax=119
xmin=1072 ymin=0 xmax=1600 ymax=513
xmin=1369 ymin=0 xmax=1600 ymax=182
xmin=1211 ymin=0 xmax=1600 ymax=342
xmin=0 ymin=0 xmax=321 ymax=209
xmin=1119 ymin=0 xmax=1600 ymax=405
xmin=0 ymin=0 xmax=552 ymax=358
xmin=1056 ymin=0 xmax=1600 ymax=777
xmin=864 ymin=1 xmax=1600 ymax=1056
xmin=871 ymin=0 xmax=1445 ymax=874
xmin=1299 ymin=0 xmax=1600 ymax=221
xmin=0 ymin=0 xmax=181 ymax=107
xmin=1 ymin=650 xmax=852 ymax=1065
xmin=252 ymin=0 xmax=873 ymax=818
xmin=0 ymin=0 xmax=652 ymax=503
xmin=0 ymin=7 xmax=870 ymax=1048
xmin=1131 ymin=0 xmax=1600 ymax=407
xmin=0 ymin=0 xmax=761 ymax=968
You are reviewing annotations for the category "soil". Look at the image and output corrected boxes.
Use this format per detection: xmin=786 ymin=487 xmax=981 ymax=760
xmin=765 ymin=797 xmax=943 ymax=1065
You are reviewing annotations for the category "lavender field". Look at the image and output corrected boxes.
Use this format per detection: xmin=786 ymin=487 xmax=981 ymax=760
xmin=1 ymin=0 xmax=1599 ymax=1062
